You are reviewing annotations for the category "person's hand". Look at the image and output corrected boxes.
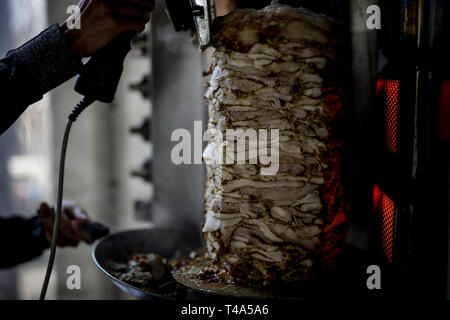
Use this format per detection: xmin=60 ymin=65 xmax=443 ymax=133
xmin=63 ymin=0 xmax=155 ymax=57
xmin=38 ymin=201 xmax=94 ymax=247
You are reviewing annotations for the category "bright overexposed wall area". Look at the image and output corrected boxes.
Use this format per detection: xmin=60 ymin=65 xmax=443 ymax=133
xmin=0 ymin=0 xmax=56 ymax=300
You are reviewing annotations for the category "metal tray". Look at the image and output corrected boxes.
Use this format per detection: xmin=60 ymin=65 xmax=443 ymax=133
xmin=92 ymin=228 xmax=203 ymax=300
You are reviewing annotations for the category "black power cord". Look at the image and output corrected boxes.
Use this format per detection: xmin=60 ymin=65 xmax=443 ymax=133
xmin=39 ymin=31 xmax=134 ymax=300
xmin=39 ymin=96 xmax=95 ymax=300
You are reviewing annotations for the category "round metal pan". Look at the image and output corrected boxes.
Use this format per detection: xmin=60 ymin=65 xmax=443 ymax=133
xmin=92 ymin=228 xmax=203 ymax=300
xmin=172 ymin=253 xmax=304 ymax=300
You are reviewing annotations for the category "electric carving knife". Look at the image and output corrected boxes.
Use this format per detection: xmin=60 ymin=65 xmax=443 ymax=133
xmin=75 ymin=0 xmax=212 ymax=101
xmin=165 ymin=0 xmax=213 ymax=49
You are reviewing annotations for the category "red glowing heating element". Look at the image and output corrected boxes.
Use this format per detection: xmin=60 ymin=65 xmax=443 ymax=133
xmin=384 ymin=80 xmax=400 ymax=153
xmin=373 ymin=185 xmax=396 ymax=263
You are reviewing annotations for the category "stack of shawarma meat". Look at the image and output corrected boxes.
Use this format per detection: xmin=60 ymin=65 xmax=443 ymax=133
xmin=201 ymin=4 xmax=347 ymax=287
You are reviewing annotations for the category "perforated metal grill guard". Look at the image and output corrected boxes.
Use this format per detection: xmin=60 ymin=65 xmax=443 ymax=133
xmin=373 ymin=185 xmax=397 ymax=263
xmin=384 ymin=79 xmax=400 ymax=154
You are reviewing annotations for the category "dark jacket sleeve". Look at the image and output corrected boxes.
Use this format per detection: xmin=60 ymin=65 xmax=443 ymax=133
xmin=0 ymin=24 xmax=83 ymax=135
xmin=0 ymin=216 xmax=50 ymax=268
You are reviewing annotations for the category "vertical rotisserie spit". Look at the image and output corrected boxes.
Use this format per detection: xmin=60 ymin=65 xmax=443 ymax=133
xmin=202 ymin=4 xmax=346 ymax=287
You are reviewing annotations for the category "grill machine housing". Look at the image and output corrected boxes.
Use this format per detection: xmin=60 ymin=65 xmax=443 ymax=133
xmin=370 ymin=0 xmax=450 ymax=298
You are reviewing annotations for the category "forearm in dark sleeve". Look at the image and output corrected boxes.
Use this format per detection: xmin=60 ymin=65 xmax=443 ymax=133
xmin=0 ymin=24 xmax=83 ymax=135
xmin=0 ymin=216 xmax=50 ymax=268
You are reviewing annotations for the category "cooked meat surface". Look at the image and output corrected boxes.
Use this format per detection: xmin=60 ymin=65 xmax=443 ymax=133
xmin=202 ymin=4 xmax=346 ymax=286
xmin=114 ymin=253 xmax=179 ymax=295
